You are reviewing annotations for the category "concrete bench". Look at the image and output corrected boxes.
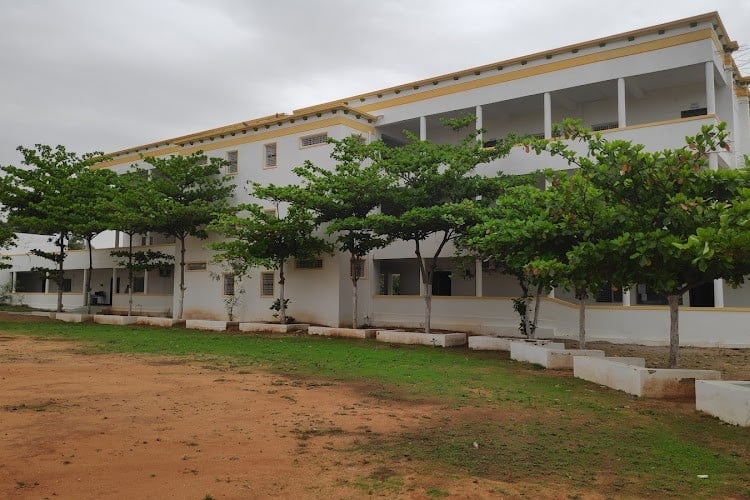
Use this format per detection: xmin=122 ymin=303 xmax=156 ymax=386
xmin=55 ymin=313 xmax=93 ymax=323
xmin=136 ymin=317 xmax=185 ymax=328
xmin=375 ymin=330 xmax=467 ymax=347
xmin=510 ymin=342 xmax=604 ymax=369
xmin=573 ymin=356 xmax=721 ymax=399
xmin=308 ymin=326 xmax=376 ymax=339
xmin=469 ymin=337 xmax=558 ymax=351
xmin=93 ymin=315 xmax=138 ymax=326
xmin=696 ymin=380 xmax=750 ymax=426
xmin=185 ymin=320 xmax=229 ymax=332
xmin=238 ymin=322 xmax=309 ymax=334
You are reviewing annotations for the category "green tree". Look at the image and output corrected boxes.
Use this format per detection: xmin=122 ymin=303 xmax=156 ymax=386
xmin=68 ymin=167 xmax=120 ymax=314
xmin=274 ymin=135 xmax=392 ymax=328
xmin=525 ymin=171 xmax=621 ymax=348
xmin=0 ymin=145 xmax=103 ymax=312
xmin=108 ymin=171 xmax=168 ymax=316
xmin=209 ymin=193 xmax=332 ymax=324
xmin=0 ymin=218 xmax=17 ymax=270
xmin=459 ymin=178 xmax=557 ymax=338
xmin=365 ymin=117 xmax=512 ymax=334
xmin=529 ymin=121 xmax=750 ymax=366
xmin=138 ymin=152 xmax=235 ymax=319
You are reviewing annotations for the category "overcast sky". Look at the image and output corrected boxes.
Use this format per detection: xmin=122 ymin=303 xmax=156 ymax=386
xmin=1 ymin=0 xmax=749 ymax=167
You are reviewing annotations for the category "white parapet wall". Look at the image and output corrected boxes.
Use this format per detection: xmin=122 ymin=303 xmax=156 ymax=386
xmin=573 ymin=356 xmax=722 ymax=399
xmin=185 ymin=320 xmax=229 ymax=332
xmin=308 ymin=327 xmax=376 ymax=339
xmin=696 ymin=380 xmax=750 ymax=426
xmin=136 ymin=317 xmax=185 ymax=328
xmin=238 ymin=323 xmax=309 ymax=334
xmin=93 ymin=315 xmax=139 ymax=326
xmin=375 ymin=330 xmax=467 ymax=347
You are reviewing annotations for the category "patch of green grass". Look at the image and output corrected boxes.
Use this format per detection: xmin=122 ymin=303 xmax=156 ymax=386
xmin=1 ymin=320 xmax=748 ymax=497
xmin=0 ymin=304 xmax=37 ymax=312
xmin=3 ymin=400 xmax=57 ymax=412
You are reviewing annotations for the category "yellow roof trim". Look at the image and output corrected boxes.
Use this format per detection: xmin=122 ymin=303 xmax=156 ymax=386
xmin=295 ymin=12 xmax=730 ymax=115
xmin=95 ymin=116 xmax=375 ymax=169
xmin=106 ymin=105 xmax=377 ymax=159
xmin=357 ymin=29 xmax=713 ymax=114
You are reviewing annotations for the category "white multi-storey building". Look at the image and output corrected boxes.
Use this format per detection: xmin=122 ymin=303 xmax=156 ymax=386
xmin=3 ymin=12 xmax=750 ymax=346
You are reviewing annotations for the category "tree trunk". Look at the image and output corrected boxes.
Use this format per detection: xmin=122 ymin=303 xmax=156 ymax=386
xmin=424 ymin=285 xmax=432 ymax=335
xmin=668 ymin=294 xmax=680 ymax=368
xmin=85 ymin=237 xmax=93 ymax=315
xmin=177 ymin=236 xmax=186 ymax=319
xmin=278 ymin=259 xmax=286 ymax=324
xmin=127 ymin=237 xmax=134 ymax=317
xmin=351 ymin=276 xmax=359 ymax=329
xmin=531 ymin=281 xmax=543 ymax=338
xmin=56 ymin=236 xmax=65 ymax=313
xmin=578 ymin=297 xmax=586 ymax=349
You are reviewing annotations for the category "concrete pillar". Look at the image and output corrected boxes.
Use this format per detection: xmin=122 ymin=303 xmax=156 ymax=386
xmin=112 ymin=268 xmax=117 ymax=296
xmin=419 ymin=116 xmax=427 ymax=141
xmin=475 ymin=105 xmax=483 ymax=144
xmin=114 ymin=230 xmax=120 ymax=249
xmin=44 ymin=277 xmax=50 ymax=294
xmin=617 ymin=77 xmax=627 ymax=127
xmin=10 ymin=272 xmax=15 ymax=295
xmin=143 ymin=270 xmax=149 ymax=295
xmin=543 ymin=92 xmax=552 ymax=138
xmin=709 ymin=154 xmax=719 ymax=171
xmin=714 ymin=278 xmax=724 ymax=308
xmin=705 ymin=61 xmax=716 ymax=115
xmin=622 ymin=289 xmax=632 ymax=307
xmin=475 ymin=260 xmax=483 ymax=297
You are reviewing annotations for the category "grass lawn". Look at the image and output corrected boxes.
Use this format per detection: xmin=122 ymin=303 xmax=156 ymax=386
xmin=1 ymin=319 xmax=748 ymax=497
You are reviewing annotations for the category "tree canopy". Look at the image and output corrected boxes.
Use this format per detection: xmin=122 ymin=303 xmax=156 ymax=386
xmin=137 ymin=152 xmax=235 ymax=319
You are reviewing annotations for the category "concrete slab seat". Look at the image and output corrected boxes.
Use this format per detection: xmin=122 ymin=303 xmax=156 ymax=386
xmin=375 ymin=330 xmax=467 ymax=347
xmin=307 ymin=326 xmax=376 ymax=339
xmin=55 ymin=313 xmax=93 ymax=323
xmin=238 ymin=323 xmax=309 ymax=334
xmin=573 ymin=356 xmax=721 ymax=399
xmin=185 ymin=320 xmax=230 ymax=332
xmin=696 ymin=380 xmax=750 ymax=426
xmin=136 ymin=317 xmax=185 ymax=328
xmin=93 ymin=314 xmax=139 ymax=325
xmin=469 ymin=336 xmax=559 ymax=351
xmin=509 ymin=342 xmax=603 ymax=369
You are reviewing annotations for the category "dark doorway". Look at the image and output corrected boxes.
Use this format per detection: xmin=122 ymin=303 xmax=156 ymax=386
xmin=432 ymin=271 xmax=451 ymax=296
xmin=689 ymin=282 xmax=714 ymax=307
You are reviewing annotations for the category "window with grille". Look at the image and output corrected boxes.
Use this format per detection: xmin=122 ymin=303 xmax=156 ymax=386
xmin=300 ymin=133 xmax=328 ymax=148
xmin=591 ymin=121 xmax=619 ymax=132
xmin=226 ymin=150 xmax=238 ymax=174
xmin=223 ymin=274 xmax=235 ymax=296
xmin=264 ymin=143 xmax=277 ymax=168
xmin=187 ymin=262 xmax=207 ymax=271
xmin=261 ymin=272 xmax=275 ymax=296
xmin=680 ymin=107 xmax=707 ymax=118
xmin=295 ymin=258 xmax=323 ymax=269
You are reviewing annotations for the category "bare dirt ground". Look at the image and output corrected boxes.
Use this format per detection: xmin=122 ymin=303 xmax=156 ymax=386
xmin=0 ymin=334 xmax=535 ymax=500
xmin=0 ymin=314 xmax=748 ymax=499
